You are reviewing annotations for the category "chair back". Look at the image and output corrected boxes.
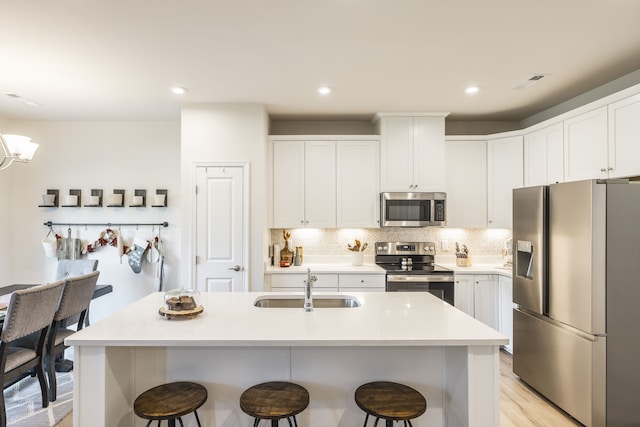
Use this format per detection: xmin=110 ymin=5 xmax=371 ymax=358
xmin=55 ymin=271 xmax=100 ymax=323
xmin=1 ymin=281 xmax=65 ymax=344
xmin=55 ymin=259 xmax=98 ymax=281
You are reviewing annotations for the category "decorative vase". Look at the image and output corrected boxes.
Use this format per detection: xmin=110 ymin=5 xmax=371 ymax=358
xmin=280 ymin=240 xmax=294 ymax=267
xmin=351 ymin=251 xmax=363 ymax=266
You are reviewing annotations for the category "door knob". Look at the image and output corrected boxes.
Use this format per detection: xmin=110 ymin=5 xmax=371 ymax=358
xmin=228 ymin=265 xmax=241 ymax=271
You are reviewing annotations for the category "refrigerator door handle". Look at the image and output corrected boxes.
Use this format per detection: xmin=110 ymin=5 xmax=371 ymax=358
xmin=526 ymin=246 xmax=534 ymax=278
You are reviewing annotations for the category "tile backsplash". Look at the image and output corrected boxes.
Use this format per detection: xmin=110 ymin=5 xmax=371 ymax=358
xmin=270 ymin=228 xmax=511 ymax=258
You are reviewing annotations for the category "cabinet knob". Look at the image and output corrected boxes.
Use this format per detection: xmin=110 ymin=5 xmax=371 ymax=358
xmin=600 ymin=168 xmax=607 ymax=172
xmin=608 ymin=167 xmax=613 ymax=171
xmin=300 ymin=220 xmax=304 ymax=224
xmin=361 ymin=280 xmax=364 ymax=283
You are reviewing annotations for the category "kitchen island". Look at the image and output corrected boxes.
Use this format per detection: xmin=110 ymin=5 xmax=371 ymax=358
xmin=67 ymin=291 xmax=507 ymax=427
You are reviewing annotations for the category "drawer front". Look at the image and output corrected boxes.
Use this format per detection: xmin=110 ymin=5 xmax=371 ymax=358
xmin=270 ymin=273 xmax=338 ymax=289
xmin=338 ymin=274 xmax=385 ymax=289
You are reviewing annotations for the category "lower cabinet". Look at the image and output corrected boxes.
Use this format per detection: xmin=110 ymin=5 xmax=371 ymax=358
xmin=455 ymin=273 xmax=513 ymax=353
xmin=269 ymin=273 xmax=385 ymax=292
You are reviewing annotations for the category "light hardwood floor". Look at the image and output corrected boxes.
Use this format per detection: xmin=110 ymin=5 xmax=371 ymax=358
xmin=55 ymin=351 xmax=581 ymax=426
xmin=500 ymin=350 xmax=582 ymax=426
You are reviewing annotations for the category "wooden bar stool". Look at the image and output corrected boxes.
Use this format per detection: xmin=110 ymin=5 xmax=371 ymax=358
xmin=355 ymin=381 xmax=427 ymax=427
xmin=134 ymin=381 xmax=207 ymax=427
xmin=240 ymin=381 xmax=309 ymax=427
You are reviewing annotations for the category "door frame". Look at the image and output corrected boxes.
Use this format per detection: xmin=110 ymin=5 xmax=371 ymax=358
xmin=188 ymin=161 xmax=250 ymax=290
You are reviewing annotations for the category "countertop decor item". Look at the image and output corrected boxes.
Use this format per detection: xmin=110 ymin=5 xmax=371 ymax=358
xmin=455 ymin=242 xmax=471 ymax=267
xmin=279 ymin=230 xmax=294 ymax=267
xmin=348 ymin=239 xmax=368 ymax=266
xmin=159 ymin=288 xmax=203 ymax=320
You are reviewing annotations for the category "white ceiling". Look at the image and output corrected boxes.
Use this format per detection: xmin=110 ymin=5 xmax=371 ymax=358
xmin=2 ymin=0 xmax=640 ymax=122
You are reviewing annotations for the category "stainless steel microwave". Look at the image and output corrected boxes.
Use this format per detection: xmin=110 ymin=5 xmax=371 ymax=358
xmin=380 ymin=192 xmax=446 ymax=227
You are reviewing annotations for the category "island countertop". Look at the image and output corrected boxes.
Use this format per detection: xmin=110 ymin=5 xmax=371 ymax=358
xmin=67 ymin=291 xmax=507 ymax=347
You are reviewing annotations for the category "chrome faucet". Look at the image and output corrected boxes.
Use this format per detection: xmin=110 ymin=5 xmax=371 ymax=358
xmin=304 ymin=268 xmax=317 ymax=312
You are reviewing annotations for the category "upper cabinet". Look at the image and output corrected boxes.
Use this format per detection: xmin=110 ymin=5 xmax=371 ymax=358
xmin=563 ymin=106 xmax=609 ymax=182
xmin=608 ymin=93 xmax=640 ymax=179
xmin=336 ymin=140 xmax=380 ymax=228
xmin=524 ymin=122 xmax=564 ymax=186
xmin=272 ymin=140 xmax=336 ymax=228
xmin=445 ymin=139 xmax=487 ymax=228
xmin=270 ymin=137 xmax=381 ymax=229
xmin=375 ymin=114 xmax=447 ymax=192
xmin=487 ymin=136 xmax=523 ymax=228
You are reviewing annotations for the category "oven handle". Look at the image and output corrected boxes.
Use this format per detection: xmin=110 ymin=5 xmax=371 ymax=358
xmin=387 ymin=274 xmax=454 ymax=283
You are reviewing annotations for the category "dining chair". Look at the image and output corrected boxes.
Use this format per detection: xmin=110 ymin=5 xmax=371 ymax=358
xmin=47 ymin=270 xmax=99 ymax=401
xmin=55 ymin=259 xmax=98 ymax=281
xmin=54 ymin=259 xmax=98 ymax=328
xmin=0 ymin=280 xmax=65 ymax=427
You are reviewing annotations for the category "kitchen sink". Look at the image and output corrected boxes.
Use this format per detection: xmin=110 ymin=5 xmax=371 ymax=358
xmin=253 ymin=295 xmax=361 ymax=308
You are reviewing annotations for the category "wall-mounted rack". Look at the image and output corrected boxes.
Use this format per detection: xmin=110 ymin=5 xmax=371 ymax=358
xmin=130 ymin=189 xmax=146 ymax=207
xmin=61 ymin=189 xmax=82 ymax=207
xmin=39 ymin=189 xmax=59 ymax=207
xmin=84 ymin=189 xmax=103 ymax=207
xmin=44 ymin=221 xmax=169 ymax=228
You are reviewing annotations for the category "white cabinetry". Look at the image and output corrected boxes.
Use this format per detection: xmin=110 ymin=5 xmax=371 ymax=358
xmin=338 ymin=274 xmax=385 ymax=292
xmin=337 ymin=141 xmax=380 ymax=227
xmin=270 ymin=273 xmax=339 ymax=292
xmin=524 ymin=123 xmax=564 ymax=186
xmin=487 ymin=136 xmax=523 ymax=228
xmin=377 ymin=115 xmax=447 ymax=192
xmin=473 ymin=275 xmax=500 ymax=330
xmin=563 ymin=106 xmax=609 ymax=181
xmin=445 ymin=139 xmax=487 ymax=228
xmin=454 ymin=274 xmax=475 ymax=316
xmin=272 ymin=141 xmax=336 ymax=228
xmin=269 ymin=273 xmax=385 ymax=293
xmin=499 ymin=275 xmax=513 ymax=353
xmin=608 ymin=93 xmax=640 ymax=178
xmin=455 ymin=273 xmax=512 ymax=351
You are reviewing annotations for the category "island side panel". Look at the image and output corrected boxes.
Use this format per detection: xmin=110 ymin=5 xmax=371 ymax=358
xmin=74 ymin=346 xmax=136 ymax=427
xmin=444 ymin=345 xmax=501 ymax=427
xmin=291 ymin=347 xmax=446 ymax=427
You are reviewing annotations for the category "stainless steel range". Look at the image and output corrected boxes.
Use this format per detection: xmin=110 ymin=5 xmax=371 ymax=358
xmin=375 ymin=241 xmax=454 ymax=305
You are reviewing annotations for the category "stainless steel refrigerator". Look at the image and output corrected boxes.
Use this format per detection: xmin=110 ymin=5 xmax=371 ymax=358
xmin=512 ymin=179 xmax=640 ymax=427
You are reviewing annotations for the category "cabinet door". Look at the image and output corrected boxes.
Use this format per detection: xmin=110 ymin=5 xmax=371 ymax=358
xmin=487 ymin=136 xmax=523 ymax=228
xmin=304 ymin=141 xmax=336 ymax=228
xmin=339 ymin=274 xmax=386 ymax=291
xmin=499 ymin=275 xmax=514 ymax=353
xmin=273 ymin=141 xmax=305 ymax=228
xmin=474 ymin=275 xmax=499 ymax=330
xmin=454 ymin=274 xmax=475 ymax=317
xmin=445 ymin=140 xmax=487 ymax=228
xmin=413 ymin=116 xmax=446 ymax=191
xmin=270 ymin=273 xmax=338 ymax=291
xmin=337 ymin=141 xmax=380 ymax=227
xmin=608 ymin=93 xmax=640 ymax=178
xmin=380 ymin=117 xmax=414 ymax=191
xmin=564 ymin=106 xmax=608 ymax=181
xmin=524 ymin=122 xmax=564 ymax=186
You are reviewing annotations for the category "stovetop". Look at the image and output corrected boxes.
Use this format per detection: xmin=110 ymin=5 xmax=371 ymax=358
xmin=374 ymin=241 xmax=452 ymax=275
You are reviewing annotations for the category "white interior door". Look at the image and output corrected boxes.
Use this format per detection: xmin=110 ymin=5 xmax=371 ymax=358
xmin=195 ymin=165 xmax=246 ymax=292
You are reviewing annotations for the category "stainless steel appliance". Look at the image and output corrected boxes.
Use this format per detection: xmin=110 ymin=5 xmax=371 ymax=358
xmin=375 ymin=241 xmax=454 ymax=304
xmin=512 ymin=179 xmax=640 ymax=427
xmin=380 ymin=192 xmax=446 ymax=227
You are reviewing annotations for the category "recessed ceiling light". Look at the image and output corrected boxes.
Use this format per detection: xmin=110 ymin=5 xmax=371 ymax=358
xmin=465 ymin=86 xmax=480 ymax=95
xmin=318 ymin=86 xmax=331 ymax=95
xmin=171 ymin=86 xmax=188 ymax=95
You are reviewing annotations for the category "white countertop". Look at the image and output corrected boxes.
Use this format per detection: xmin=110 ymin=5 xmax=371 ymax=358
xmin=67 ymin=291 xmax=507 ymax=347
xmin=265 ymin=263 xmax=385 ymax=274
xmin=442 ymin=263 xmax=513 ymax=277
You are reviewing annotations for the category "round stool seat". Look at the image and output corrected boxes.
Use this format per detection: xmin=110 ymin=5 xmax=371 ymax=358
xmin=240 ymin=381 xmax=309 ymax=423
xmin=355 ymin=381 xmax=426 ymax=425
xmin=134 ymin=381 xmax=207 ymax=426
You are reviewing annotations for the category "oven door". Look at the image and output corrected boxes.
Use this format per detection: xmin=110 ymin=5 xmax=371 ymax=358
xmin=386 ymin=274 xmax=454 ymax=305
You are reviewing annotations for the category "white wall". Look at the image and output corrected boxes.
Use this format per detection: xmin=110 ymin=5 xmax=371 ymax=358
xmin=181 ymin=104 xmax=269 ymax=291
xmin=0 ymin=118 xmax=13 ymax=282
xmin=1 ymin=120 xmax=180 ymax=322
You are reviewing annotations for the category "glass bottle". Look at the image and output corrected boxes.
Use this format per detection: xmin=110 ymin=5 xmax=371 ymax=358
xmin=280 ymin=239 xmax=294 ymax=267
